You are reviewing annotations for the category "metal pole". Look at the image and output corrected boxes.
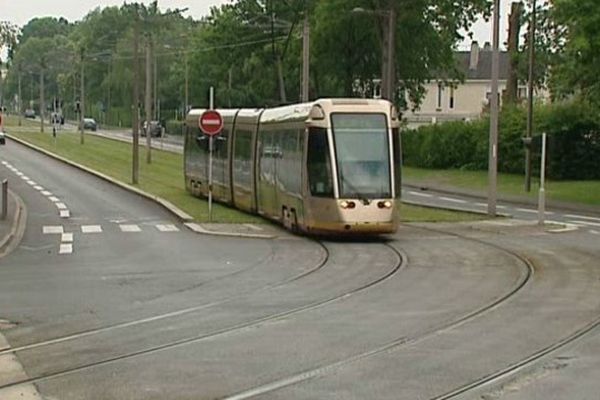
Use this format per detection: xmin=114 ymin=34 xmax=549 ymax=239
xmin=132 ymin=16 xmax=140 ymax=185
xmin=40 ymin=69 xmax=45 ymax=133
xmin=1 ymin=180 xmax=7 ymax=221
xmin=538 ymin=132 xmax=547 ymax=225
xmin=184 ymin=52 xmax=189 ymax=114
xmin=17 ymin=69 xmax=22 ymax=127
xmin=525 ymin=0 xmax=537 ymax=192
xmin=301 ymin=12 xmax=310 ymax=102
xmin=208 ymin=86 xmax=214 ymax=222
xmin=80 ymin=50 xmax=85 ymax=145
xmin=488 ymin=0 xmax=500 ymax=217
xmin=145 ymin=35 xmax=153 ymax=164
xmin=387 ymin=2 xmax=396 ymax=103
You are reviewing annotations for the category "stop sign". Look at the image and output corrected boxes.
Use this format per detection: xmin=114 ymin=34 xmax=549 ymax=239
xmin=198 ymin=110 xmax=223 ymax=136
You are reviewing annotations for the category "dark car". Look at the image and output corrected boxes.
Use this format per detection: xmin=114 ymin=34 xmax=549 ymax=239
xmin=24 ymin=109 xmax=36 ymax=119
xmin=83 ymin=118 xmax=97 ymax=131
xmin=142 ymin=120 xmax=163 ymax=137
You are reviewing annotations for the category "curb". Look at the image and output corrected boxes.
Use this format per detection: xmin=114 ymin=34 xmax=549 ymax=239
xmin=6 ymin=134 xmax=275 ymax=240
xmin=402 ymin=199 xmax=512 ymax=218
xmin=0 ymin=190 xmax=27 ymax=258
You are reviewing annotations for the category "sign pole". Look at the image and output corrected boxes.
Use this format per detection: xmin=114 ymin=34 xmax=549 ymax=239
xmin=538 ymin=132 xmax=547 ymax=225
xmin=208 ymin=86 xmax=214 ymax=223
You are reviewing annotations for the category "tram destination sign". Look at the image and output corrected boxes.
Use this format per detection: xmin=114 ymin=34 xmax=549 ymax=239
xmin=199 ymin=110 xmax=224 ymax=136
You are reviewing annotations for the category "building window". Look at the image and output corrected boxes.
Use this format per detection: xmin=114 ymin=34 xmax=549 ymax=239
xmin=449 ymin=87 xmax=455 ymax=109
xmin=437 ymin=82 xmax=443 ymax=110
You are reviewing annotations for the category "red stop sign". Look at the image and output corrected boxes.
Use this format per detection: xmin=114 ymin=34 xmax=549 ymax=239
xmin=198 ymin=110 xmax=223 ymax=136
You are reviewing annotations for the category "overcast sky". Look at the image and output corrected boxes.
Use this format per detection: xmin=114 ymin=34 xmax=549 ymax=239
xmin=1 ymin=0 xmax=515 ymax=50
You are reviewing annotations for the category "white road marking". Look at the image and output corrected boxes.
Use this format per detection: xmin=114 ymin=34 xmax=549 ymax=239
xmin=0 ymin=161 xmax=7 ymax=165
xmin=21 ymin=176 xmax=29 ymax=180
xmin=41 ymin=191 xmax=52 ymax=196
xmin=15 ymin=172 xmax=23 ymax=177
xmin=26 ymin=180 xmax=36 ymax=186
xmin=33 ymin=185 xmax=44 ymax=191
xmin=48 ymin=196 xmax=60 ymax=202
xmin=60 ymin=210 xmax=70 ymax=218
xmin=43 ymin=225 xmax=64 ymax=234
xmin=408 ymin=191 xmax=433 ymax=198
xmin=564 ymin=214 xmax=600 ymax=222
xmin=516 ymin=208 xmax=537 ymax=213
xmin=61 ymin=233 xmax=74 ymax=243
xmin=569 ymin=220 xmax=600 ymax=227
xmin=546 ymin=221 xmax=580 ymax=233
xmin=590 ymin=230 xmax=599 ymax=235
xmin=81 ymin=225 xmax=102 ymax=233
xmin=120 ymin=224 xmax=141 ymax=232
xmin=243 ymin=224 xmax=263 ymax=231
xmin=59 ymin=243 xmax=73 ymax=254
xmin=55 ymin=202 xmax=67 ymax=210
xmin=439 ymin=196 xmax=467 ymax=204
xmin=156 ymin=224 xmax=179 ymax=232
xmin=474 ymin=202 xmax=487 ymax=207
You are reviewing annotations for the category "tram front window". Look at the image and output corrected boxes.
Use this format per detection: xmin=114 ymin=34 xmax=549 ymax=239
xmin=331 ymin=113 xmax=391 ymax=199
xmin=307 ymin=128 xmax=334 ymax=197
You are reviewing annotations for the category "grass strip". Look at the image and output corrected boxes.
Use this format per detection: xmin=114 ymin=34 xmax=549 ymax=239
xmin=7 ymin=128 xmax=486 ymax=223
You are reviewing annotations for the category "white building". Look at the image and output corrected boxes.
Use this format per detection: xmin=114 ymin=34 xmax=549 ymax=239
xmin=404 ymin=41 xmax=539 ymax=129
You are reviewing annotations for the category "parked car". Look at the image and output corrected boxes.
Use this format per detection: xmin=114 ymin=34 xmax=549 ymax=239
xmin=141 ymin=120 xmax=163 ymax=137
xmin=83 ymin=118 xmax=97 ymax=131
xmin=24 ymin=109 xmax=36 ymax=119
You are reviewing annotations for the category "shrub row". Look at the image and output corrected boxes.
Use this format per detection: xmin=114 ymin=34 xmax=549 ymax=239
xmin=401 ymin=101 xmax=600 ymax=180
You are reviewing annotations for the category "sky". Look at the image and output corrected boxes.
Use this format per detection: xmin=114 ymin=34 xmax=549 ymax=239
xmin=1 ymin=0 xmax=516 ymax=52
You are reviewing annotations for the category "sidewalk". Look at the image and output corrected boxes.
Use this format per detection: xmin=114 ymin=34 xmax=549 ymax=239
xmin=404 ymin=178 xmax=600 ymax=215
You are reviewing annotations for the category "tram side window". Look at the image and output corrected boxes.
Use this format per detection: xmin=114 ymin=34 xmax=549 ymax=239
xmin=307 ymin=128 xmax=334 ymax=197
xmin=392 ymin=128 xmax=402 ymax=198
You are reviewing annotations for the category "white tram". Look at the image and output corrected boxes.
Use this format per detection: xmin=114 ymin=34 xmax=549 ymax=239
xmin=185 ymin=98 xmax=401 ymax=234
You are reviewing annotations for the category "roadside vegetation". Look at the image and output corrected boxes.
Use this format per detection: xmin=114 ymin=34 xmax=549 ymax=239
xmin=6 ymin=127 xmax=486 ymax=224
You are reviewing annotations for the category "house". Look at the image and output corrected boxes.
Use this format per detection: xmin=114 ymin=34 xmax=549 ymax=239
xmin=403 ymin=41 xmax=541 ymax=129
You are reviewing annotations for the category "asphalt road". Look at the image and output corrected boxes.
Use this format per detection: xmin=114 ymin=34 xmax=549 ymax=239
xmin=0 ymin=139 xmax=598 ymax=399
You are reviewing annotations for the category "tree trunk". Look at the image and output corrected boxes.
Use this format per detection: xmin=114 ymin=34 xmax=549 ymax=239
xmin=505 ymin=1 xmax=523 ymax=104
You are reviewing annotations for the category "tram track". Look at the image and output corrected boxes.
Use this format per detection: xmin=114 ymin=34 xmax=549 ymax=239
xmin=218 ymin=228 xmax=536 ymax=400
xmin=0 ymin=240 xmax=405 ymax=391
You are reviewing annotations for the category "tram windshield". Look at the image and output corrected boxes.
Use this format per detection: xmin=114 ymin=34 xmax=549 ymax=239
xmin=331 ymin=113 xmax=391 ymax=199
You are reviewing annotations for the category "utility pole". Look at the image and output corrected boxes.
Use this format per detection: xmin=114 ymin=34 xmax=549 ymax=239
xmin=184 ymin=52 xmax=189 ymax=115
xmin=39 ymin=68 xmax=45 ymax=133
xmin=387 ymin=0 xmax=396 ymax=103
xmin=17 ymin=67 xmax=22 ymax=127
xmin=132 ymin=16 xmax=140 ymax=185
xmin=153 ymin=49 xmax=158 ymax=120
xmin=80 ymin=48 xmax=85 ymax=144
xmin=525 ymin=0 xmax=537 ymax=192
xmin=488 ymin=0 xmax=500 ymax=217
xmin=301 ymin=11 xmax=310 ymax=102
xmin=145 ymin=34 xmax=153 ymax=164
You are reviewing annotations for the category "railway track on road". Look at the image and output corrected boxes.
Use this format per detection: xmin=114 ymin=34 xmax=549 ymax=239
xmin=0 ymin=240 xmax=405 ymax=392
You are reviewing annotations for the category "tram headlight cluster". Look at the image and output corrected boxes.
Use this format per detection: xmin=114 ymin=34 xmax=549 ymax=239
xmin=377 ymin=201 xmax=393 ymax=209
xmin=339 ymin=200 xmax=356 ymax=209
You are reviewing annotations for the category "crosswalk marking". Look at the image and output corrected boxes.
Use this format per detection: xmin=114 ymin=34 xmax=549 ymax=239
xmin=591 ymin=230 xmax=599 ymax=235
xmin=26 ymin=180 xmax=36 ymax=186
xmin=56 ymin=202 xmax=67 ymax=210
xmin=60 ymin=210 xmax=70 ymax=218
xmin=41 ymin=191 xmax=52 ymax=196
xmin=43 ymin=226 xmax=64 ymax=234
xmin=59 ymin=243 xmax=73 ymax=254
xmin=81 ymin=225 xmax=102 ymax=233
xmin=33 ymin=185 xmax=44 ymax=191
xmin=156 ymin=224 xmax=179 ymax=232
xmin=48 ymin=196 xmax=60 ymax=202
xmin=21 ymin=176 xmax=29 ymax=180
xmin=15 ymin=172 xmax=23 ymax=177
xmin=120 ymin=224 xmax=141 ymax=232
xmin=61 ymin=233 xmax=74 ymax=243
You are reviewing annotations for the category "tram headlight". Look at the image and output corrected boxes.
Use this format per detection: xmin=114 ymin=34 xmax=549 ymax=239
xmin=377 ymin=200 xmax=393 ymax=209
xmin=340 ymin=201 xmax=356 ymax=209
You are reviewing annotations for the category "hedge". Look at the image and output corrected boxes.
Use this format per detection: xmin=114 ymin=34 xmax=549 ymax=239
xmin=402 ymin=101 xmax=600 ymax=180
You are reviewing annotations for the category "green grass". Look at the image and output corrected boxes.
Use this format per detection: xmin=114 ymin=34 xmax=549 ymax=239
xmin=2 ymin=114 xmax=39 ymax=128
xmin=7 ymin=128 xmax=487 ymax=224
xmin=404 ymin=166 xmax=600 ymax=207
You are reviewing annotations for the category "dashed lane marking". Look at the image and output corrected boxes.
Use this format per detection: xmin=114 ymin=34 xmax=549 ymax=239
xmin=41 ymin=191 xmax=52 ymax=196
xmin=120 ymin=224 xmax=142 ymax=232
xmin=569 ymin=220 xmax=600 ymax=228
xmin=25 ymin=180 xmax=36 ymax=186
xmin=81 ymin=225 xmax=102 ymax=233
xmin=48 ymin=196 xmax=60 ymax=202
xmin=60 ymin=210 xmax=71 ymax=218
xmin=156 ymin=224 xmax=179 ymax=232
xmin=591 ymin=230 xmax=599 ymax=235
xmin=439 ymin=196 xmax=467 ymax=204
xmin=408 ymin=191 xmax=433 ymax=198
xmin=565 ymin=214 xmax=600 ymax=222
xmin=43 ymin=226 xmax=64 ymax=234
xmin=59 ymin=243 xmax=73 ymax=254
xmin=15 ymin=172 xmax=23 ymax=177
xmin=56 ymin=202 xmax=68 ymax=210
xmin=516 ymin=208 xmax=537 ymax=213
xmin=61 ymin=233 xmax=73 ymax=243
xmin=33 ymin=185 xmax=44 ymax=191
xmin=20 ymin=176 xmax=29 ymax=180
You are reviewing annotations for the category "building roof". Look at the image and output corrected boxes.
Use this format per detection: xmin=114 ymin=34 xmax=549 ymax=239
xmin=454 ymin=47 xmax=511 ymax=81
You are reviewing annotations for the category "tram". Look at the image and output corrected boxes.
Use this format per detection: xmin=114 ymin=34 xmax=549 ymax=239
xmin=185 ymin=98 xmax=401 ymax=234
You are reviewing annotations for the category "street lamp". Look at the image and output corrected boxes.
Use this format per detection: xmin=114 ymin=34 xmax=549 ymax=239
xmin=352 ymin=5 xmax=397 ymax=102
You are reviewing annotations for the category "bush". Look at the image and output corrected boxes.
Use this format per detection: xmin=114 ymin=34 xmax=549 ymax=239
xmin=165 ymin=119 xmax=185 ymax=136
xmin=402 ymin=100 xmax=600 ymax=180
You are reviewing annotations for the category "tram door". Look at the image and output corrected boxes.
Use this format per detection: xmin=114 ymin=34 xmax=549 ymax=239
xmin=257 ymin=130 xmax=278 ymax=218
